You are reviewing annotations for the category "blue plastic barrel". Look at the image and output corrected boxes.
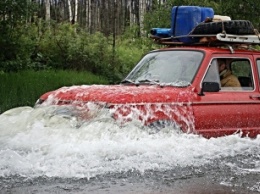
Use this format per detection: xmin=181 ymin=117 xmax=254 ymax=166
xmin=150 ymin=28 xmax=171 ymax=38
xmin=201 ymin=7 xmax=214 ymax=21
xmin=171 ymin=6 xmax=214 ymax=43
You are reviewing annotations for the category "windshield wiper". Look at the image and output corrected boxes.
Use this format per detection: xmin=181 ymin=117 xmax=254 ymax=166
xmin=121 ymin=78 xmax=161 ymax=86
xmin=137 ymin=79 xmax=160 ymax=85
xmin=120 ymin=79 xmax=135 ymax=84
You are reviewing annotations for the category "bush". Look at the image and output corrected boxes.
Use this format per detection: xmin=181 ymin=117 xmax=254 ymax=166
xmin=0 ymin=20 xmax=155 ymax=83
xmin=34 ymin=23 xmax=155 ymax=83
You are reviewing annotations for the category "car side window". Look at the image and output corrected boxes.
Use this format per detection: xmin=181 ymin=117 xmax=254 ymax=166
xmin=203 ymin=58 xmax=253 ymax=91
xmin=203 ymin=59 xmax=220 ymax=83
xmin=257 ymin=60 xmax=260 ymax=85
xmin=231 ymin=59 xmax=253 ymax=90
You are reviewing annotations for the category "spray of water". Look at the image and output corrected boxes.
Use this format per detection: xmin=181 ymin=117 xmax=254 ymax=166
xmin=0 ymin=105 xmax=259 ymax=184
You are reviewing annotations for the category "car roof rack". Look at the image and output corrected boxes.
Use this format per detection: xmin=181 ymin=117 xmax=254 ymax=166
xmin=150 ymin=32 xmax=260 ymax=47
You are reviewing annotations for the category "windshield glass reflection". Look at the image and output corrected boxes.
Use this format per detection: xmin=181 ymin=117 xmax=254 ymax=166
xmin=123 ymin=50 xmax=204 ymax=87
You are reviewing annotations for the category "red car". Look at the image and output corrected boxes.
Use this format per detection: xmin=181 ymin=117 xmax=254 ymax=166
xmin=36 ymin=33 xmax=260 ymax=138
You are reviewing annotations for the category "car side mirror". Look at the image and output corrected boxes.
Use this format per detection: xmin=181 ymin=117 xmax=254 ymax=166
xmin=198 ymin=82 xmax=220 ymax=96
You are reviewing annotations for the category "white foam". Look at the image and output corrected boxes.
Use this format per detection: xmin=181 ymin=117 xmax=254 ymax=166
xmin=0 ymin=106 xmax=259 ymax=179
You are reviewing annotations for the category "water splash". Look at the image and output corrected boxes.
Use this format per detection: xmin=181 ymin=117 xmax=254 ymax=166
xmin=0 ymin=106 xmax=259 ymax=181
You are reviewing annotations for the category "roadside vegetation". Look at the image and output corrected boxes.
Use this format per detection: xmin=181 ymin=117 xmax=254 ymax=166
xmin=0 ymin=22 xmax=154 ymax=82
xmin=0 ymin=23 xmax=156 ymax=113
xmin=0 ymin=70 xmax=108 ymax=113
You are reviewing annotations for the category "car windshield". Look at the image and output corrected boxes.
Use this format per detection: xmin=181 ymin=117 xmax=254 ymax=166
xmin=123 ymin=50 xmax=204 ymax=87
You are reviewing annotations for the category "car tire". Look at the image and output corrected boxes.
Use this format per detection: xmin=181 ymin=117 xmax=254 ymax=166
xmin=191 ymin=20 xmax=255 ymax=35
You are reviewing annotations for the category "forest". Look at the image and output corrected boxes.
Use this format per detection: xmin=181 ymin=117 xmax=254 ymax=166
xmin=1 ymin=0 xmax=260 ymax=81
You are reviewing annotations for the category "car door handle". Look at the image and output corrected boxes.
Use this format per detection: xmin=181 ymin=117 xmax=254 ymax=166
xmin=249 ymin=95 xmax=260 ymax=100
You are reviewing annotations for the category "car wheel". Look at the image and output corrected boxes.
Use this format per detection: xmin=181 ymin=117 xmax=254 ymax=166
xmin=191 ymin=20 xmax=255 ymax=35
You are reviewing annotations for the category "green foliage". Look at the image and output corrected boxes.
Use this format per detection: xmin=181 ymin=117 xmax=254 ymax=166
xmin=0 ymin=20 xmax=152 ymax=83
xmin=218 ymin=1 xmax=260 ymax=29
xmin=0 ymin=25 xmax=35 ymax=72
xmin=110 ymin=26 xmax=156 ymax=81
xmin=0 ymin=0 xmax=36 ymax=71
xmin=0 ymin=0 xmax=36 ymax=27
xmin=0 ymin=70 xmax=108 ymax=113
xmin=21 ymin=22 xmax=153 ymax=83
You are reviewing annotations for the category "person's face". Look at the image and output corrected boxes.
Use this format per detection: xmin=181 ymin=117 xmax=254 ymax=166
xmin=218 ymin=63 xmax=226 ymax=73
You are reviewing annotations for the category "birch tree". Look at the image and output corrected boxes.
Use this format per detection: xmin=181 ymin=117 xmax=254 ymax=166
xmin=68 ymin=0 xmax=73 ymax=23
xmin=74 ymin=0 xmax=78 ymax=23
xmin=139 ymin=0 xmax=146 ymax=35
xmin=45 ymin=0 xmax=50 ymax=21
xmin=129 ymin=0 xmax=136 ymax=27
xmin=86 ymin=0 xmax=92 ymax=31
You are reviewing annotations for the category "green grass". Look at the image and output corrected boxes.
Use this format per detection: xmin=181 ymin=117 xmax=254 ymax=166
xmin=0 ymin=70 xmax=109 ymax=113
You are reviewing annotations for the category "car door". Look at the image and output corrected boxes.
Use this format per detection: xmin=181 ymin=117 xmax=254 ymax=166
xmin=192 ymin=54 xmax=255 ymax=138
xmin=246 ymin=55 xmax=260 ymax=136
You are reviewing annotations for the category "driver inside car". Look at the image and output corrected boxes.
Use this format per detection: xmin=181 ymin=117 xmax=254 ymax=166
xmin=218 ymin=59 xmax=241 ymax=87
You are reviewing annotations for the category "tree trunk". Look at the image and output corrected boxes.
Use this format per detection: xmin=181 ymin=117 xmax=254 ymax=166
xmin=113 ymin=0 xmax=116 ymax=50
xmin=88 ymin=0 xmax=92 ymax=32
xmin=45 ymin=0 xmax=51 ymax=21
xmin=86 ymin=0 xmax=89 ymax=30
xmin=139 ymin=0 xmax=146 ymax=35
xmin=74 ymin=0 xmax=78 ymax=23
xmin=68 ymin=0 xmax=73 ymax=23
xmin=129 ymin=0 xmax=135 ymax=26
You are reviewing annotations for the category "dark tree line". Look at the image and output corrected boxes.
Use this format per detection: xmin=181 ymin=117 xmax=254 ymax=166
xmin=36 ymin=0 xmax=155 ymax=36
xmin=37 ymin=0 xmax=260 ymax=34
xmin=1 ymin=0 xmax=260 ymax=36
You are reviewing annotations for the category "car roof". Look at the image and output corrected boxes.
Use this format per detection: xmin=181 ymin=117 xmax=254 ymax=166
xmin=152 ymin=45 xmax=260 ymax=55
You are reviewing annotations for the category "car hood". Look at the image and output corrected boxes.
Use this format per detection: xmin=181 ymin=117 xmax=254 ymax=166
xmin=39 ymin=84 xmax=196 ymax=105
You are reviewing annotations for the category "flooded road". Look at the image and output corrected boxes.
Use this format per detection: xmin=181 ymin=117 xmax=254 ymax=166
xmin=0 ymin=106 xmax=259 ymax=194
